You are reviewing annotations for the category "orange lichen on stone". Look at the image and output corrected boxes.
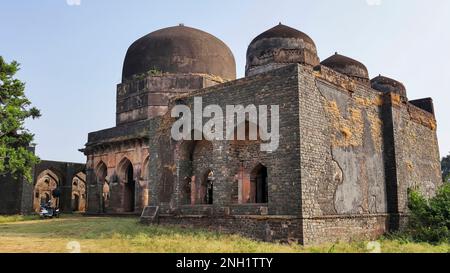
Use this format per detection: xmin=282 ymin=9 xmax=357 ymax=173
xmin=326 ymin=100 xmax=364 ymax=148
xmin=164 ymin=164 xmax=177 ymax=175
xmin=314 ymin=68 xmax=357 ymax=93
xmin=340 ymin=127 xmax=353 ymax=140
xmin=390 ymin=93 xmax=401 ymax=106
xmin=408 ymin=105 xmax=437 ymax=131
xmin=367 ymin=112 xmax=383 ymax=152
xmin=354 ymin=95 xmax=384 ymax=108
xmin=406 ymin=160 xmax=414 ymax=171
xmin=373 ymin=95 xmax=384 ymax=107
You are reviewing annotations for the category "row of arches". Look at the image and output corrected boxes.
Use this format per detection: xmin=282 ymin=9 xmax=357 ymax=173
xmin=33 ymin=169 xmax=86 ymax=212
xmin=180 ymin=132 xmax=269 ymax=206
xmin=182 ymin=164 xmax=268 ymax=206
xmin=95 ymin=156 xmax=149 ymax=213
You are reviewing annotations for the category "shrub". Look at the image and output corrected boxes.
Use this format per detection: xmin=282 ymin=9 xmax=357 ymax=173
xmin=407 ymin=183 xmax=450 ymax=243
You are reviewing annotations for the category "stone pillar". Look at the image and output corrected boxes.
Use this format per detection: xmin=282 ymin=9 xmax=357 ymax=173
xmin=86 ymin=167 xmax=100 ymax=214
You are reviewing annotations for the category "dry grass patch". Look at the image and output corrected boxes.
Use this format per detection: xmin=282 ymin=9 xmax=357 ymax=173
xmin=0 ymin=216 xmax=448 ymax=253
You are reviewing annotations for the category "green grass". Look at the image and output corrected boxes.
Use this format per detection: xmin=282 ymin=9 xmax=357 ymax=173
xmin=0 ymin=215 xmax=38 ymax=224
xmin=0 ymin=215 xmax=448 ymax=253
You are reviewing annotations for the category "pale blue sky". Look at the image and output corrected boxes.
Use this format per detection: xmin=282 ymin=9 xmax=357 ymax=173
xmin=1 ymin=0 xmax=449 ymax=163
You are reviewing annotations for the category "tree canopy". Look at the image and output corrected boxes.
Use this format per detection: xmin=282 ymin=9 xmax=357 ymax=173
xmin=443 ymin=153 xmax=450 ymax=182
xmin=0 ymin=56 xmax=41 ymax=181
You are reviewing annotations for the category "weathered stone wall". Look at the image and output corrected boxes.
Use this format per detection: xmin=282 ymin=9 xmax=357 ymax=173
xmin=84 ymin=71 xmax=225 ymax=214
xmin=33 ymin=161 xmax=86 ymax=213
xmin=148 ymin=64 xmax=302 ymax=216
xmin=85 ymin=137 xmax=149 ymax=214
xmin=139 ymin=63 xmax=441 ymax=245
xmin=299 ymin=65 xmax=387 ymax=216
xmin=297 ymin=64 xmax=441 ymax=244
xmin=116 ymin=74 xmax=223 ymax=125
xmin=0 ymin=160 xmax=85 ymax=215
xmin=152 ymin=215 xmax=303 ymax=244
xmin=391 ymin=100 xmax=442 ymax=214
xmin=0 ymin=175 xmax=33 ymax=215
xmin=302 ymin=214 xmax=389 ymax=245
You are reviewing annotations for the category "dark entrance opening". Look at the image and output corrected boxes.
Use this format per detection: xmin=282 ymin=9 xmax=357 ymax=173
xmin=252 ymin=164 xmax=268 ymax=204
xmin=73 ymin=194 xmax=80 ymax=212
xmin=96 ymin=162 xmax=108 ymax=213
xmin=124 ymin=163 xmax=135 ymax=212
xmin=203 ymin=170 xmax=214 ymax=205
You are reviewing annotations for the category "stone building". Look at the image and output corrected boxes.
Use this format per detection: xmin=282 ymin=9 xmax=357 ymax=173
xmin=0 ymin=157 xmax=86 ymax=215
xmin=83 ymin=24 xmax=442 ymax=245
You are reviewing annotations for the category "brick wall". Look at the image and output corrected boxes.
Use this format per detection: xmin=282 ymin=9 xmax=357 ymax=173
xmin=148 ymin=64 xmax=302 ymax=217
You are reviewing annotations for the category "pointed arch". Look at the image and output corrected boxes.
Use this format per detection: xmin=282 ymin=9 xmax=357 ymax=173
xmin=177 ymin=130 xmax=214 ymax=205
xmin=95 ymin=161 xmax=108 ymax=212
xmin=117 ymin=157 xmax=133 ymax=182
xmin=72 ymin=171 xmax=86 ymax=212
xmin=95 ymin=161 xmax=108 ymax=181
xmin=117 ymin=157 xmax=135 ymax=212
xmin=33 ymin=169 xmax=62 ymax=212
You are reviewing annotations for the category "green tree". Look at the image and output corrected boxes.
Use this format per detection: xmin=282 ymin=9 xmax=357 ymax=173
xmin=408 ymin=184 xmax=450 ymax=243
xmin=442 ymin=153 xmax=450 ymax=182
xmin=0 ymin=56 xmax=41 ymax=181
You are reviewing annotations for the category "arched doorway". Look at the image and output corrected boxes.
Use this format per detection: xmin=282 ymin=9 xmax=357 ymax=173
xmin=124 ymin=163 xmax=135 ymax=212
xmin=33 ymin=170 xmax=61 ymax=212
xmin=96 ymin=162 xmax=108 ymax=213
xmin=202 ymin=170 xmax=214 ymax=205
xmin=229 ymin=120 xmax=264 ymax=204
xmin=251 ymin=164 xmax=268 ymax=204
xmin=119 ymin=158 xmax=135 ymax=212
xmin=180 ymin=134 xmax=214 ymax=205
xmin=72 ymin=172 xmax=86 ymax=212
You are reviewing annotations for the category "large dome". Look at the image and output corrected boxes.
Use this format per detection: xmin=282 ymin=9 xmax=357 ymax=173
xmin=122 ymin=25 xmax=236 ymax=81
xmin=246 ymin=23 xmax=320 ymax=76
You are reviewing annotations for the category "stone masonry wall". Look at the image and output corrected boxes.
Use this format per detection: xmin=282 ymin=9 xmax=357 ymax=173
xmin=299 ymin=65 xmax=390 ymax=245
xmin=116 ymin=74 xmax=223 ymax=125
xmin=141 ymin=63 xmax=442 ymax=245
xmin=154 ymin=215 xmax=303 ymax=244
xmin=85 ymin=139 xmax=149 ymax=214
xmin=298 ymin=64 xmax=441 ymax=244
xmin=148 ymin=64 xmax=302 ymax=216
xmin=0 ymin=175 xmax=32 ymax=215
xmin=391 ymin=100 xmax=442 ymax=214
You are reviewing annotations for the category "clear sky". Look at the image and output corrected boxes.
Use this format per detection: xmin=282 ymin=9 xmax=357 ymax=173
xmin=1 ymin=0 xmax=449 ymax=163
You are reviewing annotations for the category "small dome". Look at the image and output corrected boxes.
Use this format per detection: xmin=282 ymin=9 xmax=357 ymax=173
xmin=246 ymin=23 xmax=320 ymax=76
xmin=371 ymin=75 xmax=407 ymax=98
xmin=321 ymin=53 xmax=369 ymax=82
xmin=251 ymin=23 xmax=316 ymax=45
xmin=122 ymin=25 xmax=236 ymax=81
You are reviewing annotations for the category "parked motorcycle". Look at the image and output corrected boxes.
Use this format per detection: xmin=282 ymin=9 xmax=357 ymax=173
xmin=39 ymin=201 xmax=60 ymax=219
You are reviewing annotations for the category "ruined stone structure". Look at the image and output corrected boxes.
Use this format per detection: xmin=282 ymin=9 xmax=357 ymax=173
xmin=0 ymin=158 xmax=86 ymax=214
xmin=83 ymin=24 xmax=442 ymax=245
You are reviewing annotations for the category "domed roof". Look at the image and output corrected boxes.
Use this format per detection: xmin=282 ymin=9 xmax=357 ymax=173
xmin=250 ymin=23 xmax=316 ymax=46
xmin=246 ymin=23 xmax=320 ymax=76
xmin=321 ymin=53 xmax=369 ymax=81
xmin=371 ymin=75 xmax=407 ymax=98
xmin=122 ymin=25 xmax=236 ymax=81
